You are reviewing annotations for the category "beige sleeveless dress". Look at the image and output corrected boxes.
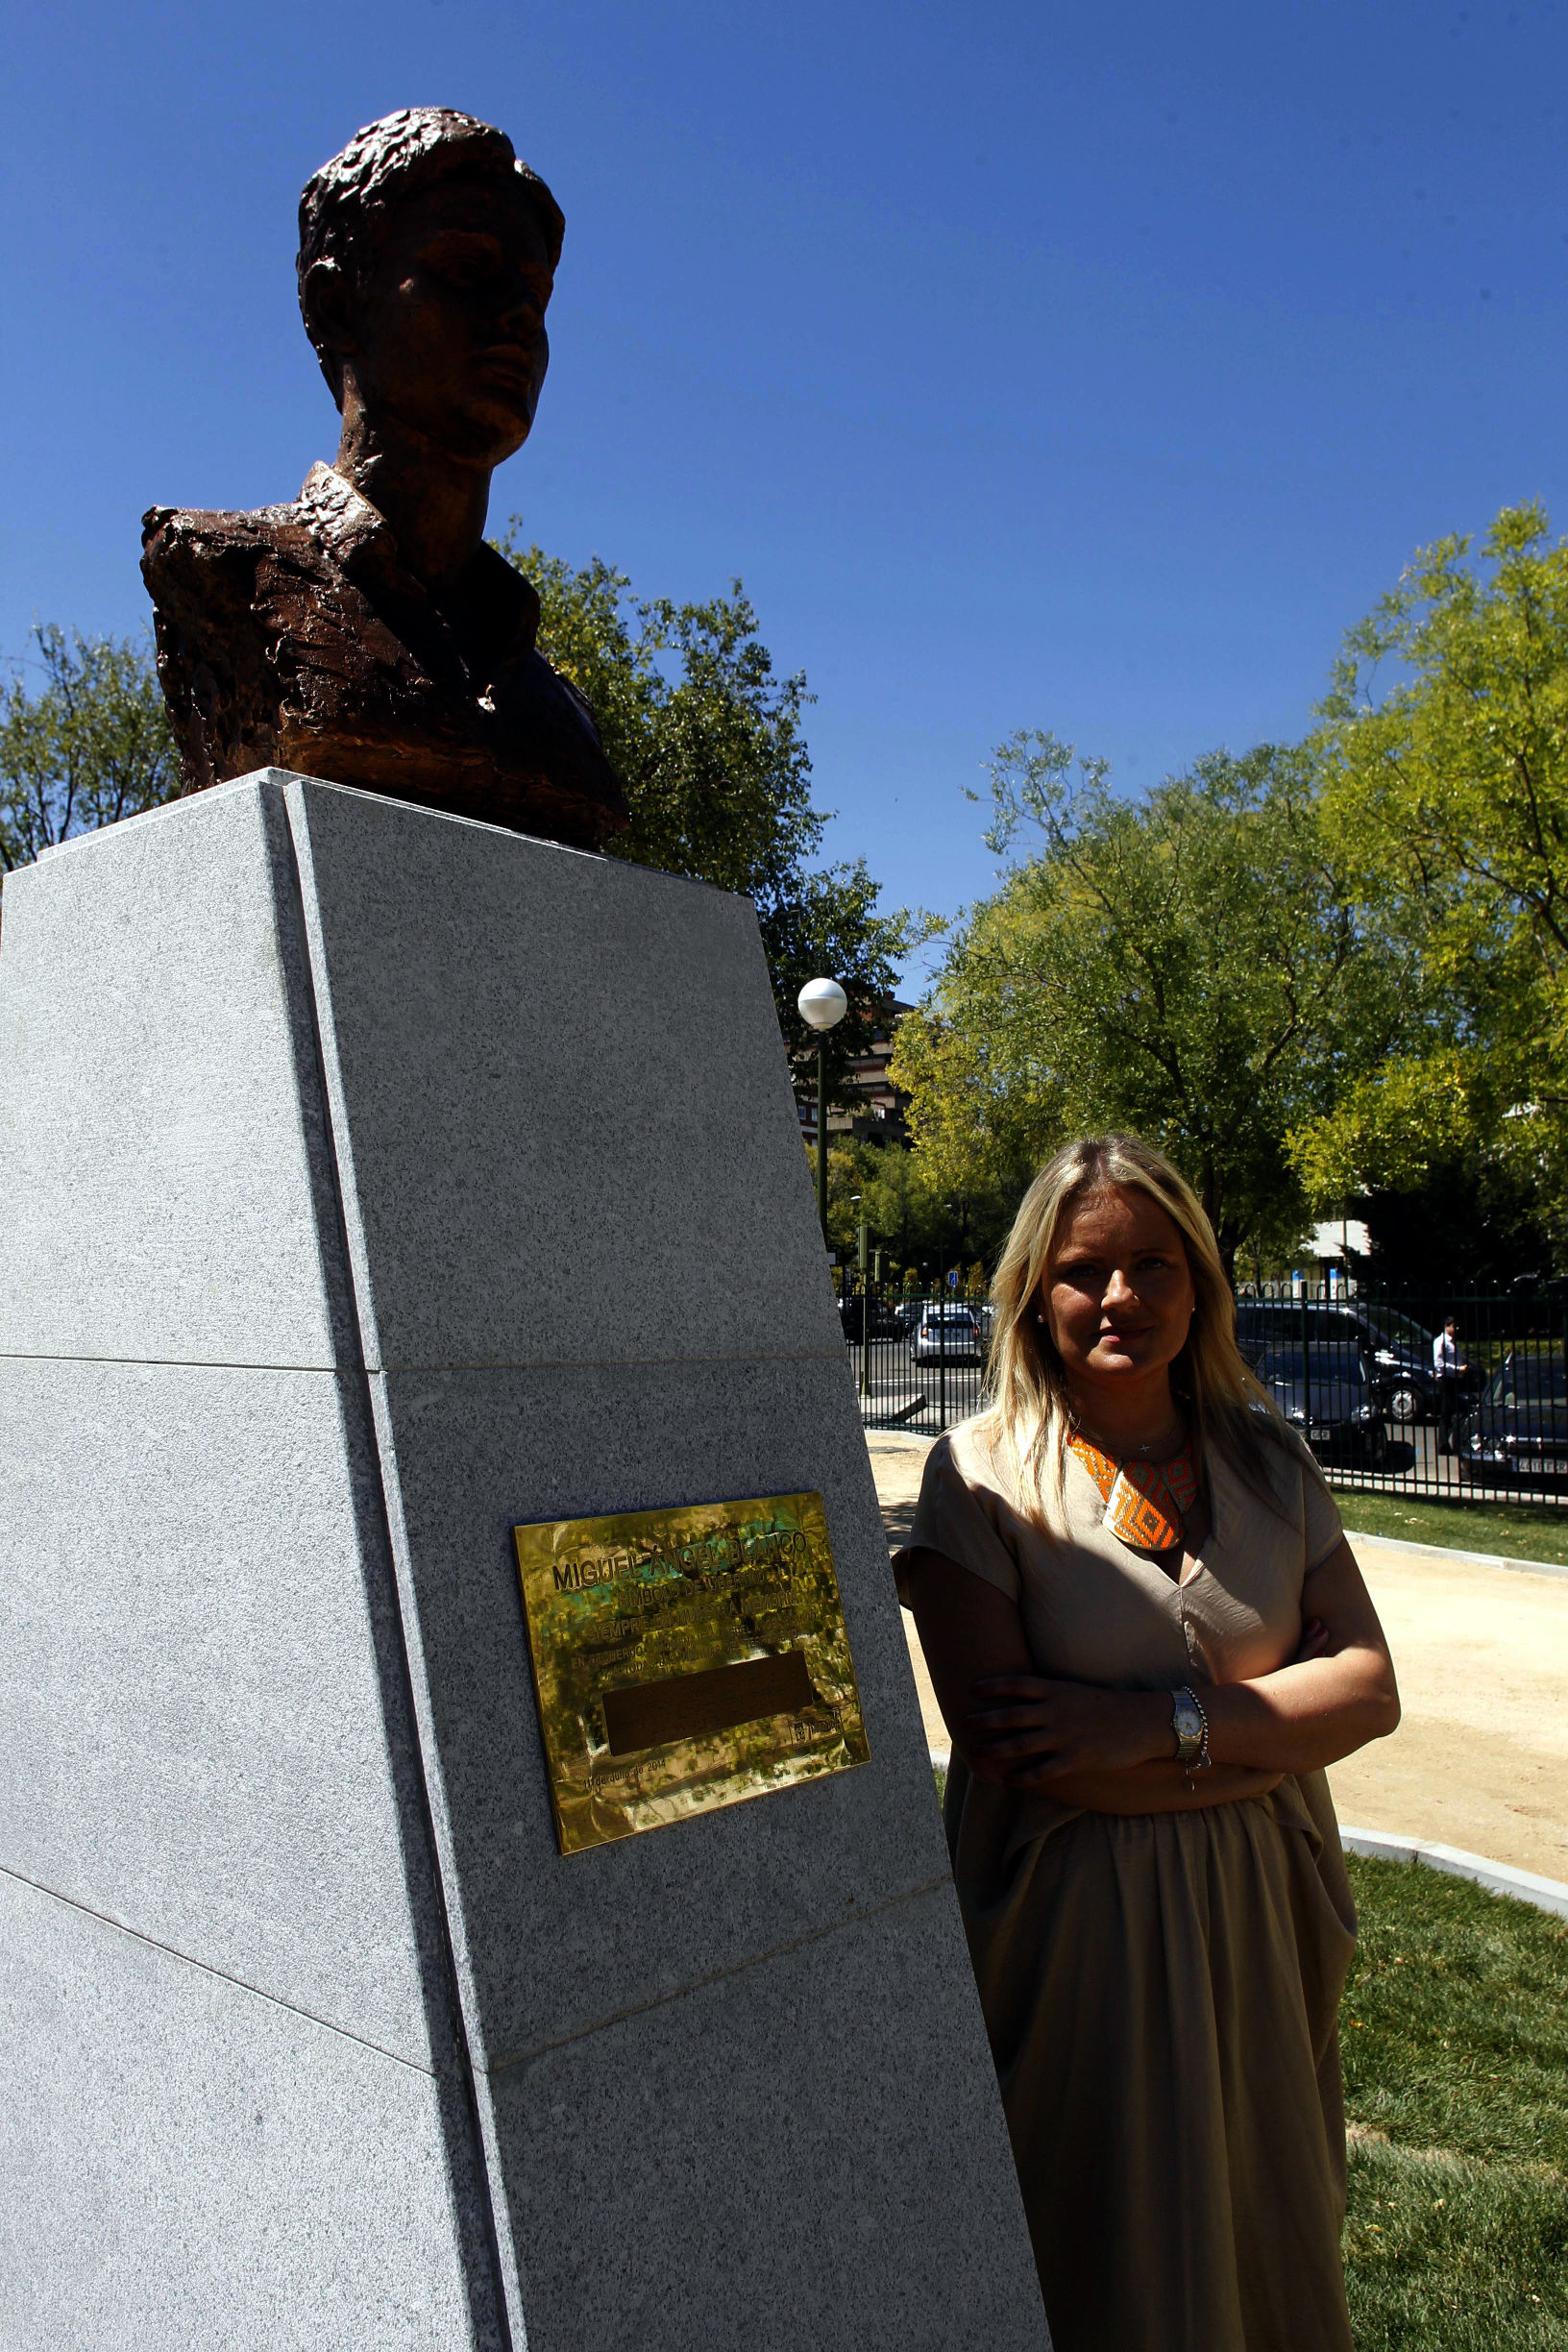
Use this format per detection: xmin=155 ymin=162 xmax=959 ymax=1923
xmin=898 ymin=1420 xmax=1357 ymax=2352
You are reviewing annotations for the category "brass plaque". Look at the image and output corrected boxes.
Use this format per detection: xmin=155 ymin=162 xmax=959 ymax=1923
xmin=512 ymin=1492 xmax=870 ymax=1855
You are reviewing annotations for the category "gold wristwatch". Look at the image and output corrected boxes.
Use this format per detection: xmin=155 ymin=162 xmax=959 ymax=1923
xmin=1170 ymin=1686 xmax=1206 ymax=1767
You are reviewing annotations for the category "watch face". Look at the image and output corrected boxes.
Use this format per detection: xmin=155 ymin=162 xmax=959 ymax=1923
xmin=1172 ymin=1697 xmax=1203 ymax=1756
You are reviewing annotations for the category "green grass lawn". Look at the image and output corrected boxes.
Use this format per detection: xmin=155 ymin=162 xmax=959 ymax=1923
xmin=1340 ymin=1852 xmax=1568 ymax=2347
xmin=1331 ymin=1486 xmax=1568 ymax=1568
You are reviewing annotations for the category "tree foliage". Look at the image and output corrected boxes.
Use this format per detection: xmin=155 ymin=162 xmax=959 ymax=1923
xmin=1299 ymin=503 xmax=1568 ymax=1241
xmin=817 ymin=1135 xmax=1023 ymax=1279
xmin=891 ymin=733 xmax=1400 ymax=1271
xmin=499 ymin=533 xmax=909 ymax=1089
xmin=1359 ymin=1155 xmax=1555 ymax=1292
xmin=0 ymin=625 xmax=180 ymax=871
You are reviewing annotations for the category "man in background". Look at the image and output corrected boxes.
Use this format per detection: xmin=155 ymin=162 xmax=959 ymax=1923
xmin=1433 ymin=1314 xmax=1469 ymax=1456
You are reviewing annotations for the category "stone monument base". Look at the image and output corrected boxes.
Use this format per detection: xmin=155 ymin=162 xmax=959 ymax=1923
xmin=0 ymin=772 xmax=1047 ymax=2350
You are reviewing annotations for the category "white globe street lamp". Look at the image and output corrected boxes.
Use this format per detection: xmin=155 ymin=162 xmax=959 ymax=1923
xmin=797 ymin=977 xmax=848 ymax=1032
xmin=797 ymin=977 xmax=847 ymax=1248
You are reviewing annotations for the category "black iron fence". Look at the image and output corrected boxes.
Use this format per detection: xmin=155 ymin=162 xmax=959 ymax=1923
xmin=837 ymin=1285 xmax=992 ymax=1434
xmin=837 ymin=1277 xmax=1568 ymax=1507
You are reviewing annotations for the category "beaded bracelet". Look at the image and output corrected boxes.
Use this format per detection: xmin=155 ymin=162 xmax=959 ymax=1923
xmin=1185 ymin=1688 xmax=1212 ymax=1790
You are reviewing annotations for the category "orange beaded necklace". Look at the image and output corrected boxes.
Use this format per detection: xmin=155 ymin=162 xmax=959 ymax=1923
xmin=1067 ymin=1431 xmax=1199 ymax=1554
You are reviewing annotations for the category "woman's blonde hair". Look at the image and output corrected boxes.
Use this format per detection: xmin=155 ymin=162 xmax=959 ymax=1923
xmin=976 ymin=1132 xmax=1286 ymax=1525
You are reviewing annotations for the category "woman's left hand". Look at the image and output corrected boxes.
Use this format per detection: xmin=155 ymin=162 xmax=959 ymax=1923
xmin=966 ymin=1674 xmax=1170 ymax=1785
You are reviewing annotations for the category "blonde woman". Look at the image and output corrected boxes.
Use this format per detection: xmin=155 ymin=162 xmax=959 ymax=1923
xmin=898 ymin=1135 xmax=1399 ymax=2352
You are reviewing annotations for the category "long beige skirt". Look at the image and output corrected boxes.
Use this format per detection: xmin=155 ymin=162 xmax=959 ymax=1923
xmin=948 ymin=1765 xmax=1357 ymax=2352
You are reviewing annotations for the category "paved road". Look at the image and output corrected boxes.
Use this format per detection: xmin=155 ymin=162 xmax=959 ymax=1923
xmin=868 ymin=1428 xmax=1568 ymax=1884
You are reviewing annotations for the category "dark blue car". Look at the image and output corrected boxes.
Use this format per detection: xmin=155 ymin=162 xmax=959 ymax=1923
xmin=1255 ymin=1343 xmax=1390 ymax=1468
xmin=1459 ymin=1350 xmax=1568 ymax=1488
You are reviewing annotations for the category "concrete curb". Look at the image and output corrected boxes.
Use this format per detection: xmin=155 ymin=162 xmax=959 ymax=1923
xmin=1340 ymin=1526 xmax=1568 ymax=1581
xmin=1338 ymin=1826 xmax=1568 ymax=1920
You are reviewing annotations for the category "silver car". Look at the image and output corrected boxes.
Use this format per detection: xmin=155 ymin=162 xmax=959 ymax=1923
xmin=910 ymin=1305 xmax=985 ymax=1364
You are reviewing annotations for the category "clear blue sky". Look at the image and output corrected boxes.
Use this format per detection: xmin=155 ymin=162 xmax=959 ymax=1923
xmin=5 ymin=1 xmax=1565 ymax=986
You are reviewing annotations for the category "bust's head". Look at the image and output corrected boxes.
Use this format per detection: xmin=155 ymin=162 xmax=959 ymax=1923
xmin=298 ymin=109 xmax=563 ymax=468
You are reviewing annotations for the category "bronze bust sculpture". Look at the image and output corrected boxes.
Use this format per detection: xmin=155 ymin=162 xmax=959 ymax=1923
xmin=141 ymin=109 xmax=628 ymax=851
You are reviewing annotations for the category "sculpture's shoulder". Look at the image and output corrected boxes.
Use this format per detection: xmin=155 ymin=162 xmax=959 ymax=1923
xmin=140 ymin=499 xmax=314 ymax=597
xmin=138 ymin=502 xmax=319 ymax=796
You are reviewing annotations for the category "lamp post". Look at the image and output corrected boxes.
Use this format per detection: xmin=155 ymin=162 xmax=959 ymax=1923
xmin=849 ymin=1193 xmax=870 ymax=1401
xmin=797 ymin=977 xmax=847 ymax=1251
xmin=947 ymin=1194 xmax=969 ymax=1292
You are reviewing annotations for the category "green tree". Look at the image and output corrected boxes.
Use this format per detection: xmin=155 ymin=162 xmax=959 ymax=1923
xmin=820 ymin=1137 xmax=938 ymax=1265
xmin=0 ymin=626 xmax=180 ymax=871
xmin=1298 ymin=503 xmax=1568 ymax=1249
xmin=1358 ymin=1156 xmax=1555 ymax=1291
xmin=814 ymin=1133 xmax=1022 ymax=1279
xmin=498 ymin=534 xmax=909 ymax=1089
xmin=892 ymin=733 xmax=1400 ymax=1274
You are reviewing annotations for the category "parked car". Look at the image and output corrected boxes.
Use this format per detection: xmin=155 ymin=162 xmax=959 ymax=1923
xmin=1353 ymin=1307 xmax=1448 ymax=1424
xmin=1458 ymin=1348 xmax=1568 ymax=1488
xmin=1254 ymin=1342 xmax=1390 ymax=1467
xmin=1235 ymin=1301 xmax=1439 ymax=1424
xmin=909 ymin=1305 xmax=985 ymax=1364
xmin=837 ymin=1294 xmax=904 ymax=1343
xmin=1235 ymin=1300 xmax=1347 ymax=1367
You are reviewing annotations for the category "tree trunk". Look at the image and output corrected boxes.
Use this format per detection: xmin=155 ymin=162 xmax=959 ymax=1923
xmin=1199 ymin=1161 xmax=1239 ymax=1286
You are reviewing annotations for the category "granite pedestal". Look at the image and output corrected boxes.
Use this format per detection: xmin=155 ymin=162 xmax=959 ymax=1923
xmin=0 ymin=772 xmax=1048 ymax=2350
